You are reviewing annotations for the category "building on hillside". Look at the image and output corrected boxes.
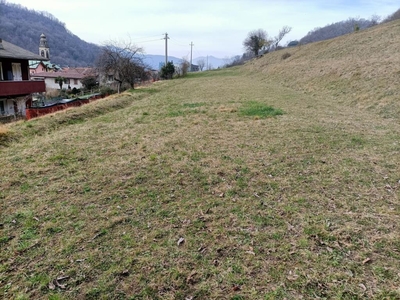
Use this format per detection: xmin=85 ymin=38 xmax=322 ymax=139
xmin=31 ymin=67 xmax=95 ymax=91
xmin=190 ymin=64 xmax=199 ymax=72
xmin=0 ymin=38 xmax=47 ymax=119
xmin=30 ymin=60 xmax=61 ymax=74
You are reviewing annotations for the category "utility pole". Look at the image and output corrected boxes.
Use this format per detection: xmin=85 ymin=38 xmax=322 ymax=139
xmin=164 ymin=33 xmax=169 ymax=67
xmin=189 ymin=42 xmax=194 ymax=72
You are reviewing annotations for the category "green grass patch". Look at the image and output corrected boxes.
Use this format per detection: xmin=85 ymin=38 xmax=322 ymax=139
xmin=239 ymin=101 xmax=284 ymax=118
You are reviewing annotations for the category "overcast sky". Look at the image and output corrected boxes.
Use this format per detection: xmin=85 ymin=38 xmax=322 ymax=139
xmin=8 ymin=0 xmax=399 ymax=59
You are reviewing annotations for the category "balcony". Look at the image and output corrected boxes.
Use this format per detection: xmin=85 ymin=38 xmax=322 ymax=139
xmin=0 ymin=80 xmax=46 ymax=97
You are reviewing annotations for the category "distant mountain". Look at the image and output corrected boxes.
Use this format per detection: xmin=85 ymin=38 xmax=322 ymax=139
xmin=141 ymin=55 xmax=182 ymax=70
xmin=142 ymin=55 xmax=227 ymax=70
xmin=193 ymin=56 xmax=228 ymax=69
xmin=0 ymin=1 xmax=101 ymax=67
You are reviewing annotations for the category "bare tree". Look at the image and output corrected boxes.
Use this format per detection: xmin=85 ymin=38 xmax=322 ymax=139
xmin=181 ymin=57 xmax=190 ymax=76
xmin=369 ymin=14 xmax=381 ymax=26
xmin=197 ymin=58 xmax=205 ymax=71
xmin=243 ymin=29 xmax=270 ymax=56
xmin=383 ymin=8 xmax=400 ymax=23
xmin=96 ymin=39 xmax=146 ymax=93
xmin=273 ymin=26 xmax=292 ymax=49
xmin=300 ymin=17 xmax=380 ymax=44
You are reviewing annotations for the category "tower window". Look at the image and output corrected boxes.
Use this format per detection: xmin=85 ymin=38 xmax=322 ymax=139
xmin=41 ymin=50 xmax=45 ymax=57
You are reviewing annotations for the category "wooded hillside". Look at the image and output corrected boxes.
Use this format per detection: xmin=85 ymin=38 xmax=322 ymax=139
xmin=0 ymin=1 xmax=101 ymax=67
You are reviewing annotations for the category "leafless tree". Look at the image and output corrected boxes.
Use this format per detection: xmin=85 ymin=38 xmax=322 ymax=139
xmin=273 ymin=26 xmax=292 ymax=49
xmin=243 ymin=29 xmax=270 ymax=56
xmin=96 ymin=39 xmax=147 ymax=93
xmin=300 ymin=17 xmax=380 ymax=44
xmin=181 ymin=57 xmax=190 ymax=76
xmin=197 ymin=58 xmax=205 ymax=71
xmin=383 ymin=8 xmax=400 ymax=23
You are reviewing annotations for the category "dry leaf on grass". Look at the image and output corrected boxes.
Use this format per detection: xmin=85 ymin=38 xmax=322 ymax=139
xmin=49 ymin=276 xmax=69 ymax=290
xmin=362 ymin=258 xmax=371 ymax=264
xmin=177 ymin=237 xmax=185 ymax=246
xmin=186 ymin=271 xmax=198 ymax=284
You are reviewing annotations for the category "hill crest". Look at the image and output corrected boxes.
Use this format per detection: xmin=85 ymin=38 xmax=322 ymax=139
xmin=245 ymin=19 xmax=400 ymax=118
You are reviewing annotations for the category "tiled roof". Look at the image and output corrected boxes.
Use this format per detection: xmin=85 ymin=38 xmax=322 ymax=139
xmin=0 ymin=39 xmax=49 ymax=60
xmin=30 ymin=60 xmax=61 ymax=70
xmin=31 ymin=68 xmax=92 ymax=79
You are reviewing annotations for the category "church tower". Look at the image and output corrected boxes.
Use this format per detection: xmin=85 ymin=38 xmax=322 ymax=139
xmin=39 ymin=33 xmax=50 ymax=59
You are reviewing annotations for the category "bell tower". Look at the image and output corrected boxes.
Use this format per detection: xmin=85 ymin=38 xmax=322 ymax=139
xmin=39 ymin=33 xmax=50 ymax=59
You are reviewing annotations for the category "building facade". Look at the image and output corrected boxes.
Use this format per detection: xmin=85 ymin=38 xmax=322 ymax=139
xmin=0 ymin=38 xmax=47 ymax=118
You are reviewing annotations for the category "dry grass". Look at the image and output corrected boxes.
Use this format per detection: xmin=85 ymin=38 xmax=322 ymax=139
xmin=0 ymin=125 xmax=8 ymax=135
xmin=245 ymin=19 xmax=400 ymax=118
xmin=1 ymin=21 xmax=400 ymax=299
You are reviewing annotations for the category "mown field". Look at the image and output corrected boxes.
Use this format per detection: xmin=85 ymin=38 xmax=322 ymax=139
xmin=1 ymin=20 xmax=400 ymax=300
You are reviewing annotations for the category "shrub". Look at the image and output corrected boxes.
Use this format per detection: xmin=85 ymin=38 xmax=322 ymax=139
xmin=281 ymin=52 xmax=291 ymax=60
xmin=160 ymin=62 xmax=175 ymax=79
xmin=100 ymin=86 xmax=116 ymax=96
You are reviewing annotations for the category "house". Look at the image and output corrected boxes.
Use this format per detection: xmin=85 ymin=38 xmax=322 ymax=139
xmin=0 ymin=38 xmax=47 ymax=118
xmin=31 ymin=67 xmax=94 ymax=91
xmin=190 ymin=64 xmax=199 ymax=72
xmin=30 ymin=60 xmax=61 ymax=74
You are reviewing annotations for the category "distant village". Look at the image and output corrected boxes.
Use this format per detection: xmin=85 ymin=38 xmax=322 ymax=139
xmin=0 ymin=34 xmax=157 ymax=122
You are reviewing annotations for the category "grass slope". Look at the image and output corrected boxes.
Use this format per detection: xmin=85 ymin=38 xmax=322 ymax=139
xmin=1 ymin=21 xmax=400 ymax=300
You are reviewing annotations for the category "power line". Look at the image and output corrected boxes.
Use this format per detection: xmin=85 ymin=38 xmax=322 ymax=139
xmin=169 ymin=37 xmax=189 ymax=47
xmin=136 ymin=38 xmax=163 ymax=44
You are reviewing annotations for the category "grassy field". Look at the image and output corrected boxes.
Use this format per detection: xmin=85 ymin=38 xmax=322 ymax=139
xmin=1 ymin=21 xmax=400 ymax=299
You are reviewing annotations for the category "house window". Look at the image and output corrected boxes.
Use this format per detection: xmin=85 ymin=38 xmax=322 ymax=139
xmin=0 ymin=62 xmax=3 ymax=80
xmin=107 ymin=75 xmax=114 ymax=82
xmin=74 ymin=79 xmax=78 ymax=85
xmin=11 ymin=63 xmax=22 ymax=81
xmin=0 ymin=100 xmax=5 ymax=115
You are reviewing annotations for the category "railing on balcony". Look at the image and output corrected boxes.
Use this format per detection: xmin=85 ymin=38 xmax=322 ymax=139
xmin=0 ymin=80 xmax=46 ymax=97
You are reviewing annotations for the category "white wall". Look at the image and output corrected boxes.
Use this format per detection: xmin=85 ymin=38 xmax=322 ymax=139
xmin=44 ymin=77 xmax=83 ymax=90
xmin=0 ymin=99 xmax=15 ymax=116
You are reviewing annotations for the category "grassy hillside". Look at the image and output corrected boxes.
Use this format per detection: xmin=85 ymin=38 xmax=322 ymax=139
xmin=245 ymin=19 xmax=400 ymax=119
xmin=1 ymin=21 xmax=399 ymax=299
